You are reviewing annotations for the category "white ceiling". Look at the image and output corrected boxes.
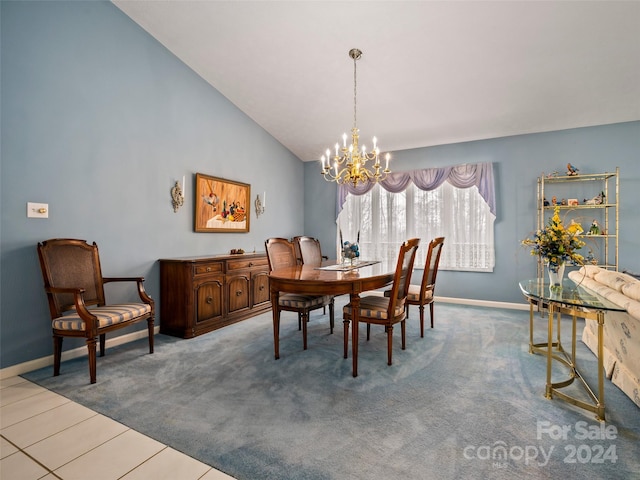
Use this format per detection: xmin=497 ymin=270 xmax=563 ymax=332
xmin=112 ymin=1 xmax=640 ymax=162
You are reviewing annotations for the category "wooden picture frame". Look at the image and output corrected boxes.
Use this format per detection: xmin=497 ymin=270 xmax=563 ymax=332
xmin=195 ymin=173 xmax=250 ymax=233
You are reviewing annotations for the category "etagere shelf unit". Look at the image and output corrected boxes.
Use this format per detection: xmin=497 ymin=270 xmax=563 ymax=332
xmin=536 ymin=167 xmax=619 ymax=279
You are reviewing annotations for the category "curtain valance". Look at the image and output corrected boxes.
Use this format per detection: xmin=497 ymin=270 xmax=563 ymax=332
xmin=337 ymin=162 xmax=496 ymax=216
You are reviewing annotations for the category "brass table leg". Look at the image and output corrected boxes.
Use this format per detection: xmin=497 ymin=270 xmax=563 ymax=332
xmin=596 ymin=311 xmax=606 ymax=421
xmin=545 ymin=303 xmax=555 ymax=399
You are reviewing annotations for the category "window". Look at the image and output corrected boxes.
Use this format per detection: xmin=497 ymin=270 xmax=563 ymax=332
xmin=337 ymin=176 xmax=495 ymax=272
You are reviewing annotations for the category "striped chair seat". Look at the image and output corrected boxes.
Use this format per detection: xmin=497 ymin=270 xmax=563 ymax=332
xmin=343 ymin=295 xmax=405 ymax=320
xmin=52 ymin=303 xmax=152 ymax=331
xmin=279 ymin=294 xmax=331 ymax=309
xmin=407 ymin=284 xmax=433 ymax=302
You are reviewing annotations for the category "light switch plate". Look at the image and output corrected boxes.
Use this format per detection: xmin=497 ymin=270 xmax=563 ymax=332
xmin=27 ymin=202 xmax=49 ymax=218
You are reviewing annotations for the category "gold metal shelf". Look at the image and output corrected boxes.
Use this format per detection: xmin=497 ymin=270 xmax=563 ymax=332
xmin=536 ymin=168 xmax=619 ymax=278
xmin=542 ymin=204 xmax=616 ymax=210
xmin=543 ymin=172 xmax=617 ymax=183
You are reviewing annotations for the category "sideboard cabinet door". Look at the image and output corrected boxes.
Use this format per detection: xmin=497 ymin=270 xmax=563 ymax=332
xmin=226 ymin=273 xmax=251 ymax=315
xmin=196 ymin=277 xmax=224 ymax=324
xmin=252 ymin=270 xmax=270 ymax=307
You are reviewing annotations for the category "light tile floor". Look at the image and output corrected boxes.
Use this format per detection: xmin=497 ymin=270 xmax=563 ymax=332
xmin=0 ymin=376 xmax=236 ymax=480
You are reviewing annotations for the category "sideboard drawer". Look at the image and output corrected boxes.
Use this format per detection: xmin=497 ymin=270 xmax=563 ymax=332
xmin=227 ymin=257 xmax=269 ymax=271
xmin=194 ymin=262 xmax=224 ymax=276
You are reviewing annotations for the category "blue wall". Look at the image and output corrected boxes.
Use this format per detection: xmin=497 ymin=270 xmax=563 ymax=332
xmin=304 ymin=122 xmax=640 ymax=304
xmin=2 ymin=1 xmax=639 ymax=371
xmin=1 ymin=1 xmax=304 ymax=368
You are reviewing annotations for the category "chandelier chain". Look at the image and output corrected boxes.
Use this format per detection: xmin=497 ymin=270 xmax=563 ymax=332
xmin=353 ymin=54 xmax=357 ymax=130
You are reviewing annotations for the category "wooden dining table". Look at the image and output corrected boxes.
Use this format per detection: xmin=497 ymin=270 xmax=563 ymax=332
xmin=268 ymin=260 xmax=396 ymax=377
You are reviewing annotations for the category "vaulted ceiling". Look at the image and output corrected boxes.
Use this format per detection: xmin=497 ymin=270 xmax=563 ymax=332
xmin=113 ymin=1 xmax=640 ymax=161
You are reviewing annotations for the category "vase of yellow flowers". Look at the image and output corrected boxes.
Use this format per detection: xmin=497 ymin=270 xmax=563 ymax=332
xmin=522 ymin=206 xmax=585 ymax=291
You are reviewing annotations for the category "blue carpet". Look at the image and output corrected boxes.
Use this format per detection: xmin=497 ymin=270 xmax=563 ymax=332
xmin=24 ymin=300 xmax=640 ymax=480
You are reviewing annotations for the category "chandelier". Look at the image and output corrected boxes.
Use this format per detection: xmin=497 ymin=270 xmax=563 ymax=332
xmin=321 ymin=48 xmax=390 ymax=186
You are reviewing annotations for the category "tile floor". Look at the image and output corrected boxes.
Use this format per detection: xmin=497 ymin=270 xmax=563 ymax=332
xmin=0 ymin=376 xmax=235 ymax=480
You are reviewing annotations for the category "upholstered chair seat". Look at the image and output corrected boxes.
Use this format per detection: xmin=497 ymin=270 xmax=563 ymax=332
xmin=51 ymin=304 xmax=153 ymax=331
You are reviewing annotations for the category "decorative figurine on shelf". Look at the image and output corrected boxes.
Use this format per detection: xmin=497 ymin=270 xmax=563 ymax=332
xmin=543 ymin=197 xmax=550 ymax=206
xmin=586 ymin=250 xmax=598 ymax=265
xmin=584 ymin=191 xmax=605 ymax=205
xmin=566 ymin=163 xmax=579 ymax=176
xmin=551 ymin=196 xmax=558 ymax=206
xmin=570 ymin=218 xmax=582 ymax=232
xmin=561 ymin=198 xmax=567 ymax=206
xmin=588 ymin=220 xmax=601 ymax=235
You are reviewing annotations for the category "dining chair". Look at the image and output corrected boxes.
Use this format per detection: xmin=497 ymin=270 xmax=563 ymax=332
xmin=343 ymin=238 xmax=420 ymax=368
xmin=293 ymin=235 xmax=333 ymax=315
xmin=386 ymin=236 xmax=445 ymax=337
xmin=37 ymin=238 xmax=155 ymax=384
xmin=265 ymin=238 xmax=335 ymax=350
xmin=292 ymin=236 xmax=328 ymax=266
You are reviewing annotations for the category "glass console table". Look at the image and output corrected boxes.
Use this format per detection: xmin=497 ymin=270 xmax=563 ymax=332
xmin=519 ymin=278 xmax=625 ymax=421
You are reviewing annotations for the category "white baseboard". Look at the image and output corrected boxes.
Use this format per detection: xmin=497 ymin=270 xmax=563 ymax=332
xmin=0 ymin=326 xmax=160 ymax=380
xmin=437 ymin=296 xmax=530 ymax=311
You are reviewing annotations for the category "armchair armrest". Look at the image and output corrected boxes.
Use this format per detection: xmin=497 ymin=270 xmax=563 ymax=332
xmin=102 ymin=277 xmax=154 ymax=307
xmin=45 ymin=286 xmax=98 ymax=335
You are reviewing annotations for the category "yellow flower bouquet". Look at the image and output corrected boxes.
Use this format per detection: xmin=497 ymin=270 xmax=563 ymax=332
xmin=522 ymin=206 xmax=586 ymax=271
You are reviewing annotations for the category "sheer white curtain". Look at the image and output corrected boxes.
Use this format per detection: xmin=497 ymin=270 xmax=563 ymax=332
xmin=336 ymin=163 xmax=496 ymax=272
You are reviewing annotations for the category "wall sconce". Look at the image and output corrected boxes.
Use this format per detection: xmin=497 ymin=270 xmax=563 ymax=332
xmin=255 ymin=191 xmax=266 ymax=217
xmin=171 ymin=176 xmax=186 ymax=213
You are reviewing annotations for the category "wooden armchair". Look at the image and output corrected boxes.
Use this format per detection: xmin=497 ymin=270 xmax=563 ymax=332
xmin=343 ymin=238 xmax=420 ymax=369
xmin=37 ymin=238 xmax=155 ymax=384
xmin=265 ymin=237 xmax=335 ymax=352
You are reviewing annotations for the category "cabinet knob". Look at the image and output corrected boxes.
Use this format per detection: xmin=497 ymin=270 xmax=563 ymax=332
xmin=249 ymin=262 xmax=254 ymax=267
xmin=259 ymin=285 xmax=265 ymax=291
xmin=206 ymin=267 xmax=211 ymax=272
xmin=206 ymin=296 xmax=213 ymax=304
xmin=236 ymin=290 xmax=243 ymax=296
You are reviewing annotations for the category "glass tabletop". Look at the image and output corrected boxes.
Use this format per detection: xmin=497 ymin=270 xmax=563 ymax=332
xmin=519 ymin=278 xmax=626 ymax=312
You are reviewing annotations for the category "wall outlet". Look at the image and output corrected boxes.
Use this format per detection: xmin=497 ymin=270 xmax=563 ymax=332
xmin=27 ymin=202 xmax=49 ymax=219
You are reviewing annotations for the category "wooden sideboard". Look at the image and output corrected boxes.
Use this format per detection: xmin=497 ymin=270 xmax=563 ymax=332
xmin=159 ymin=252 xmax=271 ymax=338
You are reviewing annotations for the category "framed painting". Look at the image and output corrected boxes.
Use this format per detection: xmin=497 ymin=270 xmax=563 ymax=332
xmin=195 ymin=173 xmax=250 ymax=233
